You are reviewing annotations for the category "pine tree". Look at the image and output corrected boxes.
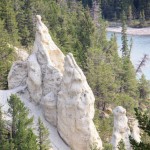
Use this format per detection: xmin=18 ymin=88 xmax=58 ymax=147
xmin=74 ymin=5 xmax=95 ymax=70
xmin=8 ymin=94 xmax=38 ymax=150
xmin=0 ymin=20 xmax=15 ymax=90
xmin=138 ymin=75 xmax=150 ymax=100
xmin=127 ymin=5 xmax=133 ymax=23
xmin=0 ymin=106 xmax=10 ymax=150
xmin=121 ymin=11 xmax=129 ymax=59
xmin=121 ymin=58 xmax=137 ymax=97
xmin=81 ymin=0 xmax=93 ymax=8
xmin=139 ymin=10 xmax=145 ymax=27
xmin=37 ymin=118 xmax=50 ymax=150
xmin=119 ymin=11 xmax=137 ymax=98
xmin=15 ymin=0 xmax=34 ymax=47
xmin=130 ymin=108 xmax=150 ymax=149
xmin=0 ymin=0 xmax=18 ymax=44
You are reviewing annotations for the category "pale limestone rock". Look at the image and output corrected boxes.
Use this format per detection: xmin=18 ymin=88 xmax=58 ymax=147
xmin=41 ymin=65 xmax=62 ymax=126
xmin=33 ymin=15 xmax=63 ymax=126
xmin=14 ymin=47 xmax=29 ymax=61
xmin=26 ymin=54 xmax=42 ymax=104
xmin=57 ymin=53 xmax=102 ymax=150
xmin=111 ymin=106 xmax=131 ymax=150
xmin=42 ymin=65 xmax=62 ymax=96
xmin=130 ymin=119 xmax=141 ymax=143
xmin=8 ymin=61 xmax=28 ymax=89
xmin=7 ymin=44 xmax=29 ymax=61
xmin=41 ymin=92 xmax=57 ymax=126
xmin=34 ymin=15 xmax=64 ymax=73
xmin=6 ymin=15 xmax=103 ymax=150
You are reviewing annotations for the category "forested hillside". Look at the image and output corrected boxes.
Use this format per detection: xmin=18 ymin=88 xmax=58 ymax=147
xmin=79 ymin=0 xmax=150 ymax=20
xmin=0 ymin=0 xmax=150 ymax=149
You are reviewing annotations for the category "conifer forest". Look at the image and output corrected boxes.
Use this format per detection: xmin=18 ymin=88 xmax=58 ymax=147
xmin=0 ymin=0 xmax=150 ymax=150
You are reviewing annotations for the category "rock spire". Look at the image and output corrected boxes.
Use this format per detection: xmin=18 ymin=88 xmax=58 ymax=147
xmin=5 ymin=15 xmax=102 ymax=150
xmin=57 ymin=53 xmax=102 ymax=150
xmin=111 ymin=106 xmax=141 ymax=150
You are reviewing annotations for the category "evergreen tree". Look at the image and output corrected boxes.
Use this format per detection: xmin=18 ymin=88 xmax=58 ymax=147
xmin=119 ymin=11 xmax=137 ymax=98
xmin=121 ymin=11 xmax=129 ymax=59
xmin=75 ymin=6 xmax=94 ymax=70
xmin=0 ymin=20 xmax=15 ymax=90
xmin=127 ymin=5 xmax=133 ymax=22
xmin=8 ymin=94 xmax=38 ymax=150
xmin=130 ymin=108 xmax=150 ymax=149
xmin=100 ymin=0 xmax=149 ymax=21
xmin=15 ymin=0 xmax=34 ymax=47
xmin=121 ymin=58 xmax=137 ymax=97
xmin=0 ymin=107 xmax=10 ymax=150
xmin=138 ymin=75 xmax=150 ymax=100
xmin=0 ymin=0 xmax=18 ymax=44
xmin=139 ymin=10 xmax=146 ymax=26
xmin=37 ymin=118 xmax=51 ymax=150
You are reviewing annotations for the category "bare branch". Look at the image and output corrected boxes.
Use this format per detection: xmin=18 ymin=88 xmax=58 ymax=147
xmin=136 ymin=54 xmax=149 ymax=73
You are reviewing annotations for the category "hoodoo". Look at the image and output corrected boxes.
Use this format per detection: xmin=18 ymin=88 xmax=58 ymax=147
xmin=0 ymin=15 xmax=102 ymax=150
xmin=57 ymin=53 xmax=103 ymax=150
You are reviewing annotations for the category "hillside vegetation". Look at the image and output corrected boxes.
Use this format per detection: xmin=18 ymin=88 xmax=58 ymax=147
xmin=0 ymin=0 xmax=150 ymax=149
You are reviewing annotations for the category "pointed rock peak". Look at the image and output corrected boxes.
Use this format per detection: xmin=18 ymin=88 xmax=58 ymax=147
xmin=58 ymin=53 xmax=102 ymax=150
xmin=64 ymin=53 xmax=86 ymax=81
xmin=36 ymin=15 xmax=49 ymax=34
xmin=34 ymin=15 xmax=65 ymax=73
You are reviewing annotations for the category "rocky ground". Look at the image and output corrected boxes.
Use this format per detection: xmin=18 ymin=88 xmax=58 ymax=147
xmin=106 ymin=27 xmax=150 ymax=35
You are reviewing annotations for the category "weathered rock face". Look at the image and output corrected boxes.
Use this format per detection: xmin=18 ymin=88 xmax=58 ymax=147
xmin=7 ymin=15 xmax=102 ymax=150
xmin=42 ymin=65 xmax=62 ymax=96
xmin=111 ymin=106 xmax=131 ymax=150
xmin=26 ymin=54 xmax=42 ymax=104
xmin=8 ymin=15 xmax=63 ymax=124
xmin=130 ymin=119 xmax=141 ymax=143
xmin=8 ymin=61 xmax=28 ymax=89
xmin=41 ymin=65 xmax=62 ymax=126
xmin=14 ymin=47 xmax=29 ymax=61
xmin=57 ymin=53 xmax=102 ymax=150
xmin=34 ymin=15 xmax=64 ymax=73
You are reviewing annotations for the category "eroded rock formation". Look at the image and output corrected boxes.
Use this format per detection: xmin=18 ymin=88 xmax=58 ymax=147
xmin=6 ymin=14 xmax=63 ymax=133
xmin=111 ymin=106 xmax=131 ymax=150
xmin=57 ymin=53 xmax=102 ymax=150
xmin=8 ymin=61 xmax=28 ymax=89
xmin=41 ymin=65 xmax=62 ymax=126
xmin=111 ymin=106 xmax=141 ymax=150
xmin=26 ymin=54 xmax=42 ymax=104
xmin=6 ymin=15 xmax=102 ymax=150
xmin=129 ymin=119 xmax=141 ymax=143
xmin=34 ymin=15 xmax=64 ymax=73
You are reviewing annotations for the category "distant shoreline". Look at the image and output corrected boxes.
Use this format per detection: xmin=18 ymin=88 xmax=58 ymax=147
xmin=106 ymin=27 xmax=150 ymax=36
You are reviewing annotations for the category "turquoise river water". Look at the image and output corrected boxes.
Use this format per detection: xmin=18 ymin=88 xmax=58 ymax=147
xmin=107 ymin=32 xmax=150 ymax=80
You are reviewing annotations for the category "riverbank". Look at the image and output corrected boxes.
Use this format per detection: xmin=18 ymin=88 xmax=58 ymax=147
xmin=106 ymin=27 xmax=150 ymax=36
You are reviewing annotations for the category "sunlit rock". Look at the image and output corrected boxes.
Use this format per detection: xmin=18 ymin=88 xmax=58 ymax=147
xmin=111 ymin=106 xmax=131 ymax=150
xmin=34 ymin=15 xmax=64 ymax=73
xmin=41 ymin=65 xmax=62 ymax=126
xmin=8 ymin=61 xmax=28 ymax=89
xmin=26 ymin=54 xmax=42 ymax=104
xmin=129 ymin=118 xmax=141 ymax=143
xmin=57 ymin=53 xmax=102 ymax=150
xmin=6 ymin=15 xmax=103 ymax=150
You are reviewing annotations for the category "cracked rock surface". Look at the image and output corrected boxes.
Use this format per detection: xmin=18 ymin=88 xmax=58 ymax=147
xmin=3 ymin=15 xmax=102 ymax=150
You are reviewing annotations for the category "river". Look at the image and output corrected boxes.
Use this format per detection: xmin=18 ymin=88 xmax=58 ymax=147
xmin=107 ymin=32 xmax=150 ymax=80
